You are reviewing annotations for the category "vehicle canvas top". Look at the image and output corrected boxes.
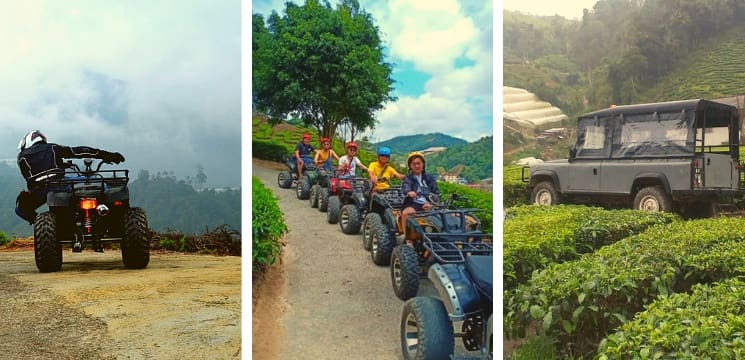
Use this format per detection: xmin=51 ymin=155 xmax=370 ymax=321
xmin=573 ymin=98 xmax=738 ymax=160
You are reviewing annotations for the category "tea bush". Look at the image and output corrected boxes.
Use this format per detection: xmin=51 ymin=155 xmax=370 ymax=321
xmin=504 ymin=165 xmax=529 ymax=207
xmin=252 ymin=176 xmax=287 ymax=271
xmin=253 ymin=140 xmax=291 ymax=163
xmin=506 ymin=217 xmax=745 ymax=357
xmin=597 ymin=277 xmax=745 ymax=359
xmin=503 ymin=205 xmax=678 ymax=289
xmin=438 ymin=181 xmax=494 ymax=233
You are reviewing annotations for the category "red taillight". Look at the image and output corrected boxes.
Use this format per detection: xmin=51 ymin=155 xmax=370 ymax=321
xmin=692 ymin=159 xmax=699 ymax=167
xmin=113 ymin=200 xmax=123 ymax=206
xmin=80 ymin=198 xmax=98 ymax=210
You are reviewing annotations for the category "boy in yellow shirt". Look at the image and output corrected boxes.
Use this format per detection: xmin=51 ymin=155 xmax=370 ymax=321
xmin=368 ymin=147 xmax=405 ymax=192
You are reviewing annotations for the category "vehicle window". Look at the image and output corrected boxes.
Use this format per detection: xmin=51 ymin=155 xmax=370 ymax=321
xmin=583 ymin=125 xmax=605 ymax=149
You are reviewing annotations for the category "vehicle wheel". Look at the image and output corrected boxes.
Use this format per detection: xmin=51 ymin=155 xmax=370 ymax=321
xmin=278 ymin=171 xmax=293 ymax=189
xmin=318 ymin=188 xmax=329 ymax=212
xmin=391 ymin=245 xmax=420 ymax=300
xmin=633 ymin=186 xmax=672 ymax=212
xmin=371 ymin=221 xmax=394 ymax=266
xmin=340 ymin=205 xmax=362 ymax=234
xmin=309 ymin=184 xmax=321 ymax=208
xmin=362 ymin=213 xmax=382 ymax=250
xmin=401 ymin=297 xmax=454 ymax=360
xmin=122 ymin=207 xmax=150 ymax=269
xmin=327 ymin=196 xmax=341 ymax=224
xmin=34 ymin=212 xmax=62 ymax=273
xmin=531 ymin=181 xmax=560 ymax=206
xmin=297 ymin=175 xmax=311 ymax=200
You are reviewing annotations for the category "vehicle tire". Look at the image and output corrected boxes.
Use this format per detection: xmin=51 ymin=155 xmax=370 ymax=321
xmin=362 ymin=213 xmax=382 ymax=250
xmin=122 ymin=207 xmax=150 ymax=269
xmin=401 ymin=297 xmax=454 ymax=360
xmin=278 ymin=171 xmax=293 ymax=189
xmin=327 ymin=196 xmax=341 ymax=224
xmin=340 ymin=204 xmax=362 ymax=234
xmin=371 ymin=221 xmax=395 ymax=266
xmin=297 ymin=175 xmax=311 ymax=200
xmin=391 ymin=245 xmax=420 ymax=300
xmin=633 ymin=186 xmax=672 ymax=212
xmin=531 ymin=181 xmax=560 ymax=206
xmin=318 ymin=188 xmax=329 ymax=212
xmin=310 ymin=184 xmax=321 ymax=208
xmin=34 ymin=212 xmax=62 ymax=273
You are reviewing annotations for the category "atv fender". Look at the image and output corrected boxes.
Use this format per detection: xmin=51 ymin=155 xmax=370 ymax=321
xmin=46 ymin=191 xmax=70 ymax=207
xmin=428 ymin=263 xmax=480 ymax=321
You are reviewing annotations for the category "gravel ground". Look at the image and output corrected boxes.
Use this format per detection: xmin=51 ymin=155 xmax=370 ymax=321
xmin=251 ymin=159 xmax=475 ymax=360
xmin=0 ymin=244 xmax=241 ymax=360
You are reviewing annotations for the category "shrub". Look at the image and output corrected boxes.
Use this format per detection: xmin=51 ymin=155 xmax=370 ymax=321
xmin=503 ymin=205 xmax=678 ymax=289
xmin=506 ymin=217 xmax=745 ymax=357
xmin=0 ymin=231 xmax=9 ymax=246
xmin=437 ymin=181 xmax=493 ymax=233
xmin=150 ymin=224 xmax=240 ymax=255
xmin=504 ymin=165 xmax=529 ymax=207
xmin=252 ymin=176 xmax=287 ymax=271
xmin=597 ymin=277 xmax=745 ymax=359
xmin=253 ymin=140 xmax=291 ymax=163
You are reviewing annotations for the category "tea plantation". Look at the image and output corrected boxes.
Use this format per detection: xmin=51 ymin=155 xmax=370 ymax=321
xmin=504 ymin=166 xmax=745 ymax=358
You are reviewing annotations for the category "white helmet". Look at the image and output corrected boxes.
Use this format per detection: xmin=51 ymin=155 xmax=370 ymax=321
xmin=18 ymin=130 xmax=47 ymax=150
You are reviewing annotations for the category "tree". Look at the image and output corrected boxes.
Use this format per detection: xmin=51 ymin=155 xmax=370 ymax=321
xmin=195 ymin=165 xmax=207 ymax=190
xmin=252 ymin=0 xmax=396 ymax=144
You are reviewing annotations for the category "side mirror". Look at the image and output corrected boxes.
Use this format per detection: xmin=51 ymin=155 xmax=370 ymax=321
xmin=569 ymin=145 xmax=577 ymax=159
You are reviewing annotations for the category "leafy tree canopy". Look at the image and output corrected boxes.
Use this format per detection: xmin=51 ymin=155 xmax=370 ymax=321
xmin=253 ymin=0 xmax=396 ymax=144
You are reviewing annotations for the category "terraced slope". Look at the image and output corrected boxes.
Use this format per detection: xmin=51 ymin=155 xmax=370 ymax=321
xmin=503 ymin=86 xmax=568 ymax=130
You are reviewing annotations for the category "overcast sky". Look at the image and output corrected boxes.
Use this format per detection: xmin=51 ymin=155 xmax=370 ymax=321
xmin=251 ymin=0 xmax=494 ymax=144
xmin=502 ymin=0 xmax=598 ymax=19
xmin=0 ymin=0 xmax=241 ymax=188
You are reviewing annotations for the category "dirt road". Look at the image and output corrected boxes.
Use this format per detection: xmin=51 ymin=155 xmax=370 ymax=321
xmin=252 ymin=159 xmax=473 ymax=360
xmin=0 ymin=244 xmax=241 ymax=359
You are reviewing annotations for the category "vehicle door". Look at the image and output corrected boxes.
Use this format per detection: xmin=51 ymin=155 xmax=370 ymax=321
xmin=568 ymin=118 xmax=610 ymax=192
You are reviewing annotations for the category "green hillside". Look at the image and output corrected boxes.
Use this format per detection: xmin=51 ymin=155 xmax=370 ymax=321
xmin=374 ymin=133 xmax=467 ymax=155
xmin=642 ymin=24 xmax=745 ymax=101
xmin=427 ymin=136 xmax=493 ymax=182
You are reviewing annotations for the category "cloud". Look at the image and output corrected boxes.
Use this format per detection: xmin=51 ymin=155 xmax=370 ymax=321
xmin=0 ymin=1 xmax=241 ymax=187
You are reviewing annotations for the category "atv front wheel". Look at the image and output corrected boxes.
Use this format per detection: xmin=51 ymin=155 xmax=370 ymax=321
xmin=371 ymin=221 xmax=395 ymax=266
xmin=327 ymin=196 xmax=341 ymax=224
xmin=339 ymin=205 xmax=362 ymax=234
xmin=401 ymin=297 xmax=454 ymax=360
xmin=278 ymin=171 xmax=293 ymax=189
xmin=318 ymin=188 xmax=329 ymax=212
xmin=309 ymin=184 xmax=321 ymax=208
xmin=34 ymin=212 xmax=62 ymax=273
xmin=362 ymin=213 xmax=382 ymax=250
xmin=297 ymin=175 xmax=311 ymax=200
xmin=122 ymin=207 xmax=150 ymax=269
xmin=391 ymin=245 xmax=420 ymax=300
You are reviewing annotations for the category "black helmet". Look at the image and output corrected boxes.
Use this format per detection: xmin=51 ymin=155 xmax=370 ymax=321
xmin=18 ymin=130 xmax=47 ymax=150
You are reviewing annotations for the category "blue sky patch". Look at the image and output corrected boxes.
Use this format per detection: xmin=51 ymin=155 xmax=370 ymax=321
xmin=392 ymin=60 xmax=430 ymax=97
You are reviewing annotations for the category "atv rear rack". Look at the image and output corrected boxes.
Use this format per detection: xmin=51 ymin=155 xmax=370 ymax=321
xmin=422 ymin=232 xmax=493 ymax=263
xmin=45 ymin=169 xmax=129 ymax=196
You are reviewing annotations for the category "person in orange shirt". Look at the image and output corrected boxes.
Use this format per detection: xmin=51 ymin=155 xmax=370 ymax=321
xmin=314 ymin=137 xmax=340 ymax=170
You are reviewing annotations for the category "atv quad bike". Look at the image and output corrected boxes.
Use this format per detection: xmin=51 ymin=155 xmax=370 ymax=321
xmin=276 ymin=155 xmax=317 ymax=193
xmin=368 ymin=191 xmax=481 ymax=266
xmin=390 ymin=206 xmax=491 ymax=301
xmin=308 ymin=167 xmax=334 ymax=209
xmin=33 ymin=158 xmax=150 ymax=273
xmin=325 ymin=174 xmax=370 ymax=235
xmin=362 ymin=186 xmax=405 ymax=263
xmin=400 ymin=254 xmax=493 ymax=360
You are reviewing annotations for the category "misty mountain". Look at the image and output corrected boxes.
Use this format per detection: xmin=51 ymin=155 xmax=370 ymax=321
xmin=374 ymin=133 xmax=467 ymax=155
xmin=0 ymin=162 xmax=240 ymax=238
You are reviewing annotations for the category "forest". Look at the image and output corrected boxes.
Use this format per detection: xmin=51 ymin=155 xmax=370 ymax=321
xmin=0 ymin=162 xmax=240 ymax=238
xmin=504 ymin=0 xmax=745 ymax=119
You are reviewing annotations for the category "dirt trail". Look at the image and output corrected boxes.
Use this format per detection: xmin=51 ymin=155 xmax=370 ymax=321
xmin=251 ymin=159 xmax=473 ymax=359
xmin=0 ymin=244 xmax=241 ymax=359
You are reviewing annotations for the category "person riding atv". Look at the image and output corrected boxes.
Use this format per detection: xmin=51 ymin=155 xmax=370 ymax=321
xmin=15 ymin=130 xmax=125 ymax=224
xmin=368 ymin=147 xmax=405 ymax=192
xmin=401 ymin=151 xmax=439 ymax=244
